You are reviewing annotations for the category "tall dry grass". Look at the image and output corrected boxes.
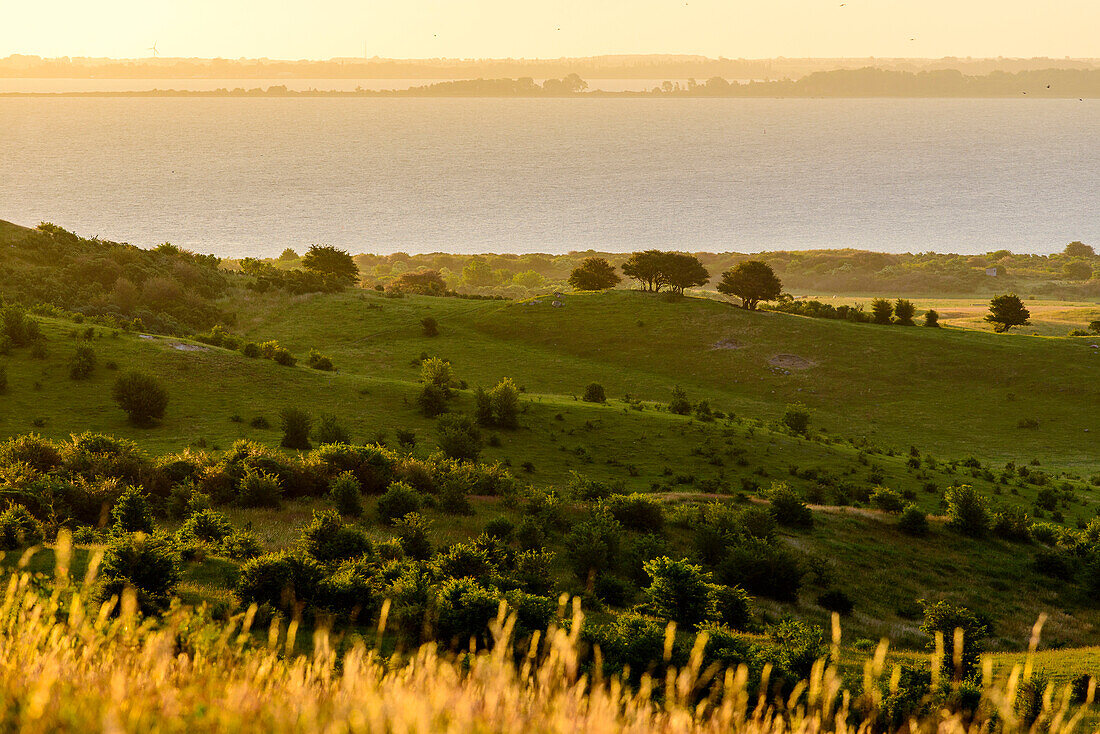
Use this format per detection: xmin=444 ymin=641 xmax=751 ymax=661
xmin=0 ymin=531 xmax=1093 ymax=733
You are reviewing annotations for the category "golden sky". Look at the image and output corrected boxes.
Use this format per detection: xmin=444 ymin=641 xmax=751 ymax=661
xmin=3 ymin=0 xmax=1099 ymax=60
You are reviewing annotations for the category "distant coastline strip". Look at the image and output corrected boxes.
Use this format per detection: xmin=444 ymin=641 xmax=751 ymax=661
xmin=4 ymin=68 xmax=1100 ymax=98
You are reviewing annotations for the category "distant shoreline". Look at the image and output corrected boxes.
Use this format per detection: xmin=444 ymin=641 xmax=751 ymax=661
xmin=4 ymin=68 xmax=1098 ymax=98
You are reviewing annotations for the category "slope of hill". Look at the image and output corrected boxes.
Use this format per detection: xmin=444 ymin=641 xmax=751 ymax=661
xmin=231 ymin=289 xmax=1100 ymax=474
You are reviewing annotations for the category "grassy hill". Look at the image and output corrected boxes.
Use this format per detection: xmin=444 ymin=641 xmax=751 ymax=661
xmin=4 ymin=224 xmax=1100 ymax=697
xmin=229 ymin=288 xmax=1100 ymax=474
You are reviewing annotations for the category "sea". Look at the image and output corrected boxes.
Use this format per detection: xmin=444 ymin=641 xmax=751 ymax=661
xmin=1 ymin=89 xmax=1097 ymax=257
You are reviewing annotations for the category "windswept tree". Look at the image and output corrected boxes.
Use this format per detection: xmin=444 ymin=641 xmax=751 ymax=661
xmin=716 ymin=261 xmax=782 ymax=310
xmin=660 ymin=253 xmax=710 ymax=294
xmin=621 ymin=250 xmax=669 ymax=292
xmin=301 ymin=245 xmax=359 ymax=286
xmin=985 ymin=294 xmax=1031 ymax=332
xmin=1064 ymin=241 xmax=1095 ymax=257
xmin=568 ymin=257 xmax=621 ymax=291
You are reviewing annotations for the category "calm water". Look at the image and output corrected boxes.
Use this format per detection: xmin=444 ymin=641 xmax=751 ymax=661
xmin=1 ymin=97 xmax=1097 ymax=257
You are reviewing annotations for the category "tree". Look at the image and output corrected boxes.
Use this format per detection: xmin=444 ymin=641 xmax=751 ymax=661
xmin=660 ymin=253 xmax=710 ymax=294
xmin=301 ymin=245 xmax=359 ymax=285
xmin=390 ymin=269 xmax=448 ymax=295
xmin=112 ymin=372 xmax=168 ymax=426
xmin=462 ymin=258 xmax=496 ymax=287
xmin=280 ymin=407 xmax=313 ymax=450
xmin=487 ymin=378 xmax=521 ymax=429
xmin=420 ymin=357 xmax=454 ymax=393
xmin=1064 ymin=241 xmax=1095 ymax=257
xmin=668 ymin=385 xmax=691 ymax=415
xmin=985 ymin=294 xmax=1031 ymax=332
xmin=894 ymin=299 xmax=916 ymax=326
xmin=920 ymin=600 xmax=990 ymax=680
xmin=871 ymin=298 xmax=893 ymax=325
xmin=716 ymin=261 xmax=782 ymax=310
xmin=924 ymin=309 xmax=941 ymax=328
xmin=568 ymin=257 xmax=621 ymax=291
xmin=643 ymin=556 xmax=714 ymax=629
xmin=1064 ymin=260 xmax=1093 ymax=281
xmin=621 ymin=250 xmax=669 ymax=292
xmin=944 ymin=485 xmax=989 ymax=537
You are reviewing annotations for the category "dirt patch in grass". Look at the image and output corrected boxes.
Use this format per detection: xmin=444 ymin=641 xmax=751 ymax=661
xmin=711 ymin=338 xmax=746 ymax=350
xmin=768 ymin=354 xmax=816 ymax=370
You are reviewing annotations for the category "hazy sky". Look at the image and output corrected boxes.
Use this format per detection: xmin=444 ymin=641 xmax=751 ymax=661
xmin=4 ymin=0 xmax=1099 ymax=60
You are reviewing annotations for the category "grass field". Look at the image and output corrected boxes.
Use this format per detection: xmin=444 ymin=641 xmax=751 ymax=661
xmin=4 ymin=228 xmax=1100 ymax=704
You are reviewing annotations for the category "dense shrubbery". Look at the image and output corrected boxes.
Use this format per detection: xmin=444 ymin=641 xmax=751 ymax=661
xmin=1 ymin=225 xmax=230 ymax=335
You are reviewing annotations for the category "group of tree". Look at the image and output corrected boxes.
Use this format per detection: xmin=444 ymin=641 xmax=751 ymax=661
xmin=620 ymin=251 xmax=711 ymax=294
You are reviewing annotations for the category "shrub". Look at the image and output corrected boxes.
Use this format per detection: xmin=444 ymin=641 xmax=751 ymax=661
xmin=313 ymin=414 xmax=351 ymax=445
xmin=603 ymin=493 xmax=664 ymax=532
xmin=920 ymin=600 xmax=990 ymax=679
xmin=764 ymin=619 xmax=829 ymax=679
xmin=435 ymin=577 xmax=499 ymax=647
xmin=582 ymin=383 xmax=606 ymax=403
xmin=894 ymin=299 xmax=916 ymax=325
xmin=394 ymin=513 xmax=433 ymax=560
xmin=307 ymin=349 xmax=335 ymax=371
xmin=768 ymin=483 xmax=813 ymax=529
xmin=112 ymin=372 xmax=168 ymax=426
xmin=739 ymin=505 xmax=778 ymax=541
xmin=717 ymin=538 xmax=803 ymax=602
xmin=299 ymin=509 xmax=372 ymax=563
xmin=417 ymin=384 xmax=448 ymax=417
xmin=435 ymin=413 xmax=481 ymax=461
xmin=709 ymin=583 xmax=753 ymax=630
xmin=0 ymin=505 xmax=45 ymax=550
xmin=584 ymin=613 xmax=669 ymax=677
xmin=924 ymin=310 xmax=941 ymax=327
xmin=781 ymin=404 xmax=811 ymax=435
xmin=110 ymin=486 xmax=153 ymax=533
xmin=897 ymin=505 xmax=929 ymax=536
xmin=487 ymin=378 xmax=521 ymax=429
xmin=279 ymin=408 xmax=313 ymax=450
xmin=420 ymin=357 xmax=453 ymax=391
xmin=1032 ymin=549 xmax=1074 ymax=581
xmin=483 ymin=517 xmax=514 ymax=540
xmin=272 ymin=348 xmax=296 ymax=366
xmin=329 ymin=471 xmax=363 ymax=517
xmin=564 ymin=511 xmax=623 ymax=582
xmin=178 ymin=509 xmax=232 ymax=544
xmin=944 ymin=485 xmax=990 ymax=538
xmin=871 ymin=298 xmax=893 ymax=325
xmin=642 ymin=556 xmax=714 ymax=628
xmin=991 ymin=507 xmax=1032 ymax=542
xmin=817 ymin=589 xmax=854 ymax=615
xmin=235 ymin=552 xmax=323 ymax=612
xmin=668 ymin=386 xmax=691 ymax=415
xmin=97 ymin=533 xmax=181 ymax=615
xmin=238 ymin=470 xmax=282 ymax=508
xmin=421 ymin=316 xmax=439 ymax=337
xmin=377 ymin=482 xmax=422 ymax=525
xmin=69 ymin=345 xmax=96 ymax=380
xmin=870 ymin=486 xmax=906 ymax=513
xmin=241 ymin=341 xmax=260 ymax=358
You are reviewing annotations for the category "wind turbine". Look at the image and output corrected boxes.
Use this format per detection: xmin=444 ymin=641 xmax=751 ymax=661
xmin=148 ymin=41 xmax=159 ymax=58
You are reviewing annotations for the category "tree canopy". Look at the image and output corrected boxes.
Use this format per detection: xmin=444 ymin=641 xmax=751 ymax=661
xmin=620 ymin=250 xmax=668 ymax=292
xmin=716 ymin=261 xmax=782 ymax=310
xmin=660 ymin=253 xmax=710 ymax=294
xmin=568 ymin=257 xmax=621 ymax=291
xmin=985 ymin=294 xmax=1031 ymax=332
xmin=301 ymin=245 xmax=359 ymax=286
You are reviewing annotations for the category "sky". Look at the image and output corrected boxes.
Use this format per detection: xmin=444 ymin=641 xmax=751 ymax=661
xmin=3 ymin=0 xmax=1099 ymax=60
